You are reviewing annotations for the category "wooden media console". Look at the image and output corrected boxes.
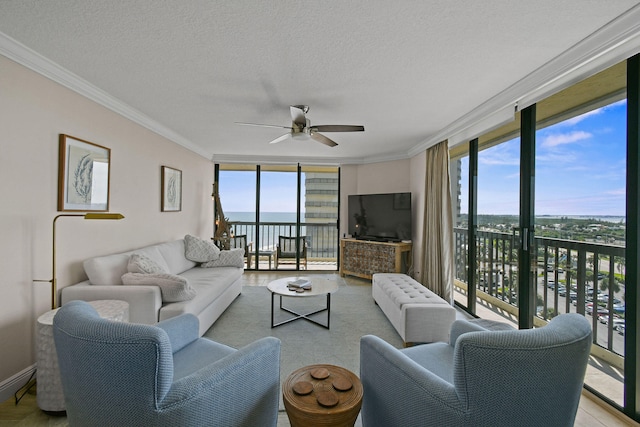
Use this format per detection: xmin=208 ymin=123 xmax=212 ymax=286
xmin=339 ymin=238 xmax=412 ymax=280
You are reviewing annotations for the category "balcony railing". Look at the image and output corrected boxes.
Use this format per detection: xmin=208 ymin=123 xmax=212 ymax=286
xmin=454 ymin=227 xmax=626 ymax=358
xmin=228 ymin=221 xmax=339 ymax=265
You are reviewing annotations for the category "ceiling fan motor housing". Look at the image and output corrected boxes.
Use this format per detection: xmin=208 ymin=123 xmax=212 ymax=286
xmin=292 ymin=118 xmax=312 ymax=140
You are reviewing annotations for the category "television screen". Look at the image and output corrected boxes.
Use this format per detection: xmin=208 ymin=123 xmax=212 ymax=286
xmin=347 ymin=192 xmax=412 ymax=241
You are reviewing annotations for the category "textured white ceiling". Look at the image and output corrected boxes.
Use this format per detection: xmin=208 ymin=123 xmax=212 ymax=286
xmin=1 ymin=1 xmax=639 ymax=164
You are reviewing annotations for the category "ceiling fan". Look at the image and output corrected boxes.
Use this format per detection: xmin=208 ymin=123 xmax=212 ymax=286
xmin=236 ymin=105 xmax=364 ymax=147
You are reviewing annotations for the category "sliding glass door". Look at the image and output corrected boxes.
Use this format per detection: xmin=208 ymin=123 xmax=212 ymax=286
xmin=534 ymin=94 xmax=627 ymax=406
xmin=217 ymin=167 xmax=257 ymax=269
xmin=260 ymin=166 xmax=300 ymax=270
xmin=450 ymin=59 xmax=631 ymax=414
xmin=217 ymin=164 xmax=339 ymax=271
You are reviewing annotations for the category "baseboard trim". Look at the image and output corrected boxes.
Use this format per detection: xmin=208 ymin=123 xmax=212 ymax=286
xmin=0 ymin=365 xmax=36 ymax=404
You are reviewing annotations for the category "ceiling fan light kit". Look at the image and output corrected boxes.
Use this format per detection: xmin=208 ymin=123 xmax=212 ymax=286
xmin=236 ymin=105 xmax=364 ymax=147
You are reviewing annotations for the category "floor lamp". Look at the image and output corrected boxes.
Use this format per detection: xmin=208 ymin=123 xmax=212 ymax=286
xmin=36 ymin=213 xmax=125 ymax=310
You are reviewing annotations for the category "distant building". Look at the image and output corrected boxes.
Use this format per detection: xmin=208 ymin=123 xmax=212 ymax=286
xmin=304 ymin=172 xmax=339 ymax=259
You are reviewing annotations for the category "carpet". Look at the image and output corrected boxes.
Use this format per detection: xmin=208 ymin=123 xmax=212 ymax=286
xmin=203 ymin=276 xmax=404 ymax=412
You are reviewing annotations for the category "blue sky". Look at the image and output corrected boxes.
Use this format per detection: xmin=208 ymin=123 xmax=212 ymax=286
xmin=219 ymin=170 xmax=305 ymax=213
xmin=460 ymin=99 xmax=627 ymax=216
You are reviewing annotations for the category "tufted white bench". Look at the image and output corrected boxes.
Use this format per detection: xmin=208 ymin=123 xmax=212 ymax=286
xmin=372 ymin=273 xmax=456 ymax=346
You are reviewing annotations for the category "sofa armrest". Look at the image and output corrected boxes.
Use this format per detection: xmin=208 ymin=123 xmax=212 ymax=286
xmin=449 ymin=319 xmax=492 ymax=346
xmin=156 ymin=314 xmax=200 ymax=353
xmin=61 ymin=280 xmax=162 ymax=324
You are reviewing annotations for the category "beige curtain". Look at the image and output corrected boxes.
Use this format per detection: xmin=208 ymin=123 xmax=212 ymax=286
xmin=421 ymin=140 xmax=454 ymax=304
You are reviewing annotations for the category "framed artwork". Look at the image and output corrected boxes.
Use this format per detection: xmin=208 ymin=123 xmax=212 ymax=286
xmin=58 ymin=134 xmax=110 ymax=212
xmin=161 ymin=166 xmax=182 ymax=212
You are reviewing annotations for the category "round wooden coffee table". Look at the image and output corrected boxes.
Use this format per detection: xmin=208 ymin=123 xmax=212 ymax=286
xmin=283 ymin=364 xmax=363 ymax=427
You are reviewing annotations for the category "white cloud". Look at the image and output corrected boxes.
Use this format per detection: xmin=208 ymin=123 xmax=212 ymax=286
xmin=558 ymin=99 xmax=626 ymax=127
xmin=478 ymin=142 xmax=519 ymax=166
xmin=605 ymin=188 xmax=626 ymax=196
xmin=562 ymin=108 xmax=603 ymax=126
xmin=536 ymin=151 xmax=577 ymax=165
xmin=541 ymin=130 xmax=592 ymax=148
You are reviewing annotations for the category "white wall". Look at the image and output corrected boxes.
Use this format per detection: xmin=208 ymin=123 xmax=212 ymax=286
xmin=340 ymin=157 xmax=425 ymax=278
xmin=0 ymin=56 xmax=214 ymax=400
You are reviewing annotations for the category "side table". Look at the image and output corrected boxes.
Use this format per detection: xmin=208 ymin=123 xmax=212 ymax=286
xmin=36 ymin=299 xmax=129 ymax=413
xmin=283 ymin=364 xmax=363 ymax=427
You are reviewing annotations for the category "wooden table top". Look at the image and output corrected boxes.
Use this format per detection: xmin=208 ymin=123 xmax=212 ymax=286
xmin=282 ymin=364 xmax=363 ymax=423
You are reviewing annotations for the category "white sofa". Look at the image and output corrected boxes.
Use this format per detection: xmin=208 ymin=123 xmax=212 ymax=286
xmin=60 ymin=239 xmax=242 ymax=336
xmin=372 ymin=273 xmax=456 ymax=346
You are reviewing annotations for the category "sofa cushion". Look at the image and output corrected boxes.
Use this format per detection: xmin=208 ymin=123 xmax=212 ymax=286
xmin=201 ymin=248 xmax=244 ymax=268
xmin=121 ymin=272 xmax=197 ymax=302
xmin=401 ymin=342 xmax=455 ymax=383
xmin=184 ymin=234 xmax=221 ymax=263
xmin=84 ymin=252 xmax=131 ymax=286
xmin=127 ymin=253 xmax=168 ymax=274
xmin=156 ymin=240 xmax=197 ymax=274
xmin=84 ymin=241 xmax=194 ymax=285
xmin=159 ymin=266 xmax=242 ymax=321
xmin=84 ymin=245 xmax=170 ymax=286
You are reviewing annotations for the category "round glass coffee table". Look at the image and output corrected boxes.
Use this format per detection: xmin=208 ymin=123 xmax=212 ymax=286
xmin=267 ymin=276 xmax=338 ymax=329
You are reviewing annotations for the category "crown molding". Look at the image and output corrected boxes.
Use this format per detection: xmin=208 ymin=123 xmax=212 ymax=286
xmin=0 ymin=31 xmax=212 ymax=160
xmin=212 ymin=147 xmax=416 ymax=166
xmin=447 ymin=104 xmax=516 ymax=148
xmin=410 ymin=3 xmax=640 ymax=155
xmin=212 ymin=153 xmax=356 ymax=166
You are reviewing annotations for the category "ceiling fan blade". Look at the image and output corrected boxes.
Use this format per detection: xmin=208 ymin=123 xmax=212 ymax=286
xmin=313 ymin=125 xmax=365 ymax=132
xmin=269 ymin=133 xmax=292 ymax=144
xmin=236 ymin=122 xmax=292 ymax=130
xmin=310 ymin=132 xmax=338 ymax=147
xmin=290 ymin=105 xmax=308 ymax=126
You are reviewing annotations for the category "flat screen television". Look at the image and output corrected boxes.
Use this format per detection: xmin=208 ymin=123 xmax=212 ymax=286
xmin=347 ymin=192 xmax=412 ymax=241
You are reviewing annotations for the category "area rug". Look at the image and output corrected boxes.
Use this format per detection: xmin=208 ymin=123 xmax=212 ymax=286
xmin=203 ymin=276 xmax=404 ymax=412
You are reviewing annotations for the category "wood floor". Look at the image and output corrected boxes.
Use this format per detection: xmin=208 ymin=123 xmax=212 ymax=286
xmin=1 ymin=385 xmax=637 ymax=426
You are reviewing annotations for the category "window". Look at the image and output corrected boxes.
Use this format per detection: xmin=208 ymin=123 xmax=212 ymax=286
xmin=217 ymin=164 xmax=339 ymax=270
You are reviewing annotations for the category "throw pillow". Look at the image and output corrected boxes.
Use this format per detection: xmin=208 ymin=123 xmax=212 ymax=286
xmin=127 ymin=253 xmax=167 ymax=274
xmin=121 ymin=272 xmax=197 ymax=302
xmin=201 ymin=248 xmax=245 ymax=268
xmin=184 ymin=234 xmax=221 ymax=262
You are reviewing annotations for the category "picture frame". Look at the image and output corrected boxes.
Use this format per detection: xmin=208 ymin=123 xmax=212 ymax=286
xmin=161 ymin=166 xmax=182 ymax=212
xmin=58 ymin=134 xmax=111 ymax=212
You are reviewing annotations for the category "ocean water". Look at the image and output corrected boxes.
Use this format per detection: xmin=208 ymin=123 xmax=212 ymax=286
xmin=227 ymin=212 xmax=298 ymax=222
xmin=225 ymin=212 xmax=306 ymax=249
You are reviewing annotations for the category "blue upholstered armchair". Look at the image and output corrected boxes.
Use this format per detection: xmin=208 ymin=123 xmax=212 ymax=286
xmin=53 ymin=300 xmax=281 ymax=427
xmin=360 ymin=313 xmax=592 ymax=427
